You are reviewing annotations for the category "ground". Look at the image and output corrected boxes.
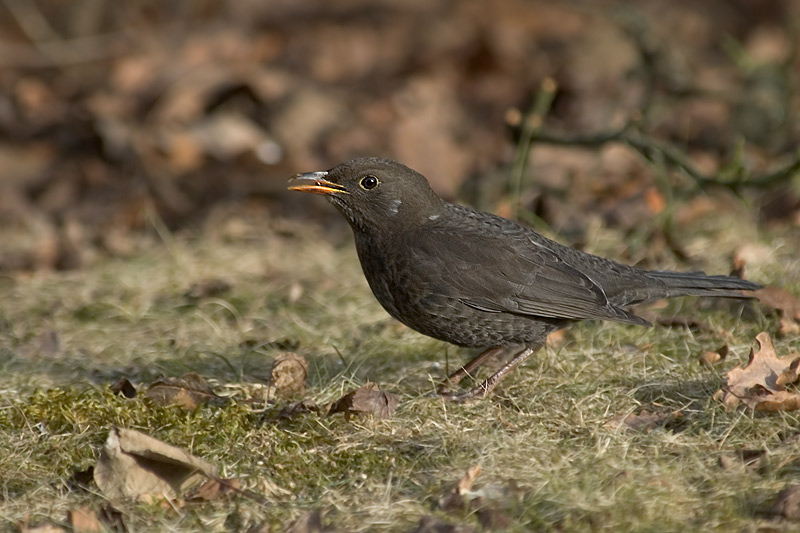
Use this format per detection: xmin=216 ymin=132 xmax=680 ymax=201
xmin=2 ymin=200 xmax=800 ymax=531
xmin=2 ymin=0 xmax=800 ymax=531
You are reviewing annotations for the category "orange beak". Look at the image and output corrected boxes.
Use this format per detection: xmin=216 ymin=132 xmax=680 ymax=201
xmin=288 ymin=171 xmax=349 ymax=196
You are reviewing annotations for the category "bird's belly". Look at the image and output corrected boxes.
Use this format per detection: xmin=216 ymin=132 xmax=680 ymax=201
xmin=357 ymin=251 xmax=560 ymax=347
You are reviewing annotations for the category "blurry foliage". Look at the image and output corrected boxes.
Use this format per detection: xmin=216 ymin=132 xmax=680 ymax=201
xmin=0 ymin=0 xmax=799 ymax=273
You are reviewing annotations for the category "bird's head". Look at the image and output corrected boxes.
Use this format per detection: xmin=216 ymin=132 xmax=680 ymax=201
xmin=289 ymin=157 xmax=445 ymax=232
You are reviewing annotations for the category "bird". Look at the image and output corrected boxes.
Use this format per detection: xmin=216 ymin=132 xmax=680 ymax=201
xmin=289 ymin=157 xmax=761 ymax=401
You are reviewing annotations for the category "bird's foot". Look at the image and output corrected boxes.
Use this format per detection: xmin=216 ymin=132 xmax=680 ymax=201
xmin=432 ymin=345 xmax=538 ymax=402
xmin=436 ymin=381 xmax=492 ymax=403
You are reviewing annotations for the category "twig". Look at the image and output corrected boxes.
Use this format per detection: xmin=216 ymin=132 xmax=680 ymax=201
xmin=508 ymin=78 xmax=557 ymax=221
xmin=524 ymin=125 xmax=800 ymax=192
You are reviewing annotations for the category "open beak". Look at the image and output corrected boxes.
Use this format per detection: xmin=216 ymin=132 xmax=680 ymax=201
xmin=288 ymin=171 xmax=349 ymax=195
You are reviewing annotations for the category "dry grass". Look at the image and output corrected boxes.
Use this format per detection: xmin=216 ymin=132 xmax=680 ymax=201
xmin=1 ymin=202 xmax=799 ymax=532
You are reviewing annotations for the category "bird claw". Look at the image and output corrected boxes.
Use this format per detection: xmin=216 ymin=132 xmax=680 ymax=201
xmin=433 ymin=382 xmax=491 ymax=403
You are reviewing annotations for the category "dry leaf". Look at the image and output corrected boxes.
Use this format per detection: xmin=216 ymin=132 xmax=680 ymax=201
xmin=779 ymin=315 xmax=800 ymax=337
xmin=699 ymin=344 xmax=729 ymax=367
xmin=269 ymin=352 xmax=309 ymax=399
xmin=754 ymin=286 xmax=800 ymax=321
xmin=545 ymin=329 xmax=567 ymax=349
xmin=718 ymin=449 xmax=766 ymax=472
xmin=186 ymin=477 xmax=241 ymax=502
xmin=68 ymin=506 xmax=103 ymax=533
xmin=94 ymin=427 xmax=218 ymax=501
xmin=714 ymin=332 xmax=800 ymax=411
xmin=457 ymin=465 xmax=482 ymax=494
xmin=768 ymin=485 xmax=800 ymax=520
xmin=439 ymin=465 xmax=482 ymax=511
xmin=753 ymin=286 xmax=800 ymax=337
xmin=776 ymin=358 xmax=800 ymax=387
xmin=184 ymin=278 xmax=232 ymax=300
xmin=279 ymin=399 xmax=320 ymax=419
xmin=327 ymin=382 xmax=398 ymax=420
xmin=109 ymin=377 xmax=136 ymax=398
xmin=146 ymin=372 xmax=222 ymax=409
xmin=96 ymin=505 xmax=126 ymax=533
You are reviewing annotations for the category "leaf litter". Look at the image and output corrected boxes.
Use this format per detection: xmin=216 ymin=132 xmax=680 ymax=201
xmin=93 ymin=427 xmax=220 ymax=502
xmin=145 ymin=372 xmax=227 ymax=410
xmin=327 ymin=382 xmax=399 ymax=420
xmin=437 ymin=465 xmax=514 ymax=529
xmin=269 ymin=352 xmax=309 ymax=399
xmin=714 ymin=332 xmax=800 ymax=411
xmin=605 ymin=409 xmax=684 ymax=432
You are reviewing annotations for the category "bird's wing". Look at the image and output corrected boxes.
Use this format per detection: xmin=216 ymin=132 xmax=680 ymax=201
xmin=408 ymin=223 xmax=649 ymax=326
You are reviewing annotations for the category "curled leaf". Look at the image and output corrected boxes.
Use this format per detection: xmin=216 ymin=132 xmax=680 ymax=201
xmin=146 ymin=372 xmax=223 ymax=409
xmin=714 ymin=332 xmax=800 ymax=411
xmin=94 ymin=427 xmax=218 ymax=501
xmin=327 ymin=382 xmax=398 ymax=420
xmin=270 ymin=352 xmax=309 ymax=399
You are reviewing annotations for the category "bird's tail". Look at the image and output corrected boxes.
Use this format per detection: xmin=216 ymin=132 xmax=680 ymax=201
xmin=616 ymin=270 xmax=761 ymax=306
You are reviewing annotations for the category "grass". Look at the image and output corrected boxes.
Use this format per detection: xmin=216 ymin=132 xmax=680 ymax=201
xmin=1 ymin=201 xmax=799 ymax=532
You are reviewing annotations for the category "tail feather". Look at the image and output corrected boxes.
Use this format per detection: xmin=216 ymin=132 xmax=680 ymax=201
xmin=647 ymin=270 xmax=761 ymax=292
xmin=614 ymin=270 xmax=761 ymax=306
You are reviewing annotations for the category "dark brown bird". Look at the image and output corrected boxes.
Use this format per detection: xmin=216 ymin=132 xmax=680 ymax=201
xmin=289 ymin=157 xmax=760 ymax=401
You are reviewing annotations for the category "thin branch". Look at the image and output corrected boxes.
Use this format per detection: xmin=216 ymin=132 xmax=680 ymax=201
xmin=509 ymin=78 xmax=557 ymax=220
xmin=525 ymin=125 xmax=800 ymax=192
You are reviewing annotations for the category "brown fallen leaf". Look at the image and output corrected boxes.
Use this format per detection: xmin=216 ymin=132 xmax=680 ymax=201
xmin=714 ymin=332 xmax=800 ymax=411
xmin=439 ymin=465 xmax=482 ymax=511
xmin=604 ymin=410 xmax=681 ymax=432
xmin=146 ymin=372 xmax=223 ymax=409
xmin=718 ymin=449 xmax=766 ymax=472
xmin=767 ymin=485 xmax=800 ymax=520
xmin=279 ymin=399 xmax=320 ymax=419
xmin=779 ymin=315 xmax=800 ymax=337
xmin=545 ymin=329 xmax=567 ymax=349
xmin=754 ymin=286 xmax=800 ymax=320
xmin=109 ymin=377 xmax=136 ymax=398
xmin=94 ymin=427 xmax=218 ymax=501
xmin=732 ymin=243 xmax=774 ymax=276
xmin=95 ymin=505 xmax=126 ymax=533
xmin=327 ymin=382 xmax=398 ymax=420
xmin=68 ymin=506 xmax=103 ymax=533
xmin=184 ymin=278 xmax=232 ymax=300
xmin=753 ymin=285 xmax=800 ymax=337
xmin=777 ymin=358 xmax=800 ymax=387
xmin=699 ymin=344 xmax=729 ymax=367
xmin=269 ymin=352 xmax=309 ymax=399
xmin=185 ymin=477 xmax=241 ymax=502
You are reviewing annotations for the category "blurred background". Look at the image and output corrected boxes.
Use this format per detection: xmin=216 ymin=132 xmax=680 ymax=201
xmin=1 ymin=0 xmax=798 ymax=272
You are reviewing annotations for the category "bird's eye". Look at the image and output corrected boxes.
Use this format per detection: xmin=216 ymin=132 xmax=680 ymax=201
xmin=359 ymin=175 xmax=380 ymax=190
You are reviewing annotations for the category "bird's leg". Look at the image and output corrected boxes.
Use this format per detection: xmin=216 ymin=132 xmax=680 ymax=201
xmin=436 ymin=346 xmax=506 ymax=394
xmin=438 ymin=344 xmax=539 ymax=402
